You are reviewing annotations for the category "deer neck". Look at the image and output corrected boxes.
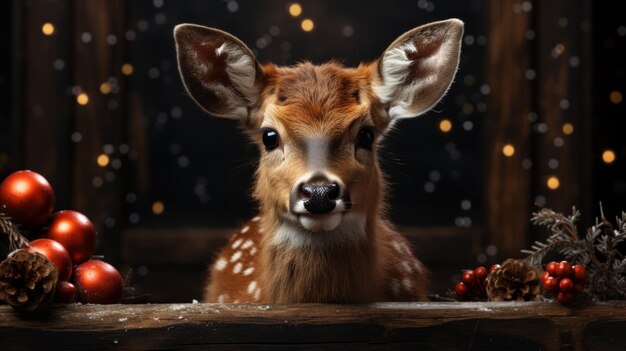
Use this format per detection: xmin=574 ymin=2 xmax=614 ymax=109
xmin=258 ymin=209 xmax=384 ymax=303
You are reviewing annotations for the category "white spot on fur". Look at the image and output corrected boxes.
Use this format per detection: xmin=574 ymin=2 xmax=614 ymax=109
xmin=230 ymin=251 xmax=242 ymax=262
xmin=243 ymin=267 xmax=255 ymax=276
xmin=250 ymin=247 xmax=258 ymax=255
xmin=214 ymin=258 xmax=227 ymax=271
xmin=215 ymin=43 xmax=226 ymax=56
xmin=231 ymin=238 xmax=243 ymax=249
xmin=232 ymin=262 xmax=243 ymax=274
xmin=217 ymin=294 xmax=227 ymax=303
xmin=248 ymin=281 xmax=257 ymax=295
xmin=392 ymin=240 xmax=403 ymax=254
xmin=241 ymin=239 xmax=253 ymax=250
xmin=402 ymin=277 xmax=413 ymax=292
xmin=252 ymin=216 xmax=261 ymax=222
xmin=241 ymin=225 xmax=250 ymax=234
xmin=233 ymin=299 xmax=240 ymax=303
xmin=254 ymin=288 xmax=261 ymax=301
xmin=401 ymin=261 xmax=413 ymax=274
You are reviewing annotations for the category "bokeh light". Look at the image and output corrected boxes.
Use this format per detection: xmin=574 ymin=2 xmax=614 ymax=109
xmin=97 ymin=154 xmax=110 ymax=167
xmin=502 ymin=144 xmax=515 ymax=157
xmin=76 ymin=93 xmax=89 ymax=105
xmin=439 ymin=119 xmax=452 ymax=133
xmin=289 ymin=3 xmax=302 ymax=17
xmin=301 ymin=19 xmax=314 ymax=32
xmin=602 ymin=149 xmax=616 ymax=164
xmin=547 ymin=176 xmax=560 ymax=190
xmin=42 ymin=23 xmax=55 ymax=36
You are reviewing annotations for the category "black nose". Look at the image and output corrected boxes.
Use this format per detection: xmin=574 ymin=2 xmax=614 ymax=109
xmin=301 ymin=183 xmax=339 ymax=214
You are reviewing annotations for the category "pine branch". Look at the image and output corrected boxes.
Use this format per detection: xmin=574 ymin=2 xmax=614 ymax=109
xmin=0 ymin=212 xmax=29 ymax=251
xmin=524 ymin=205 xmax=626 ymax=301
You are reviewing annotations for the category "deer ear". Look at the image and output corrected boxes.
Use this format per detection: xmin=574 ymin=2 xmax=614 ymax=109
xmin=174 ymin=24 xmax=264 ymax=119
xmin=372 ymin=19 xmax=464 ymax=120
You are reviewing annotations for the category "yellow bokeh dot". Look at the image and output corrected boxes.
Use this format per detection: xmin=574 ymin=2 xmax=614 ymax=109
xmin=289 ymin=3 xmax=302 ymax=17
xmin=602 ymin=149 xmax=616 ymax=164
xmin=42 ymin=23 xmax=55 ymax=36
xmin=547 ymin=176 xmax=560 ymax=190
xmin=100 ymin=82 xmax=111 ymax=94
xmin=562 ymin=123 xmax=574 ymax=135
xmin=76 ymin=93 xmax=89 ymax=105
xmin=439 ymin=119 xmax=452 ymax=133
xmin=502 ymin=144 xmax=515 ymax=157
xmin=121 ymin=63 xmax=134 ymax=75
xmin=301 ymin=19 xmax=314 ymax=32
xmin=152 ymin=201 xmax=165 ymax=215
xmin=97 ymin=154 xmax=110 ymax=167
xmin=610 ymin=91 xmax=623 ymax=104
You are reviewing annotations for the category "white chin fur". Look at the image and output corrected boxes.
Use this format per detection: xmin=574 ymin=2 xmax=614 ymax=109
xmin=299 ymin=213 xmax=342 ymax=232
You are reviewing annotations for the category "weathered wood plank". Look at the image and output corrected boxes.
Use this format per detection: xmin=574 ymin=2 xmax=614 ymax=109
xmin=1 ymin=302 xmax=625 ymax=350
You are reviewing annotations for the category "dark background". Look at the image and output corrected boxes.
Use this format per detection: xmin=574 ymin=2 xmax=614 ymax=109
xmin=0 ymin=0 xmax=624 ymax=302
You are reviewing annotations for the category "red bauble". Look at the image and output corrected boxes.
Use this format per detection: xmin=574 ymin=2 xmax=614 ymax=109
xmin=489 ymin=264 xmax=500 ymax=273
xmin=54 ymin=281 xmax=77 ymax=303
xmin=573 ymin=265 xmax=587 ymax=282
xmin=556 ymin=291 xmax=574 ymax=304
xmin=46 ymin=210 xmax=96 ymax=264
xmin=474 ymin=266 xmax=488 ymax=281
xmin=455 ymin=282 xmax=468 ymax=296
xmin=461 ymin=271 xmax=475 ymax=285
xmin=541 ymin=271 xmax=550 ymax=284
xmin=555 ymin=261 xmax=572 ymax=278
xmin=74 ymin=260 xmax=124 ymax=304
xmin=0 ymin=170 xmax=55 ymax=229
xmin=546 ymin=261 xmax=558 ymax=276
xmin=25 ymin=238 xmax=73 ymax=281
xmin=559 ymin=278 xmax=574 ymax=293
xmin=543 ymin=277 xmax=558 ymax=292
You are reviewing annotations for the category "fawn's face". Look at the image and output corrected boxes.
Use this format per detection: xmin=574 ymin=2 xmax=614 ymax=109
xmin=175 ymin=20 xmax=463 ymax=234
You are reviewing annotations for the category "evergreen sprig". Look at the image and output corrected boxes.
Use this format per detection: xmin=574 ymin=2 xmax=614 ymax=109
xmin=0 ymin=212 xmax=29 ymax=252
xmin=524 ymin=206 xmax=626 ymax=301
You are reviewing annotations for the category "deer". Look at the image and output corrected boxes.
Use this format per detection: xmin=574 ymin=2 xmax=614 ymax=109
xmin=174 ymin=19 xmax=464 ymax=303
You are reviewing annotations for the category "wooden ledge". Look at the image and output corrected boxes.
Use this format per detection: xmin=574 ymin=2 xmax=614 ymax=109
xmin=1 ymin=302 xmax=625 ymax=350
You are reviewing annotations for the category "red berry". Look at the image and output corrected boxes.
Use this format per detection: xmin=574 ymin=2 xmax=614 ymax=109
xmin=489 ymin=264 xmax=500 ymax=273
xmin=54 ymin=281 xmax=77 ymax=303
xmin=546 ymin=261 xmax=558 ymax=275
xmin=573 ymin=265 xmax=587 ymax=282
xmin=556 ymin=291 xmax=574 ymax=304
xmin=474 ymin=266 xmax=487 ymax=280
xmin=461 ymin=271 xmax=475 ymax=286
xmin=555 ymin=261 xmax=572 ymax=278
xmin=559 ymin=278 xmax=574 ymax=292
xmin=541 ymin=271 xmax=550 ymax=284
xmin=455 ymin=282 xmax=468 ymax=296
xmin=573 ymin=283 xmax=584 ymax=295
xmin=543 ymin=277 xmax=559 ymax=292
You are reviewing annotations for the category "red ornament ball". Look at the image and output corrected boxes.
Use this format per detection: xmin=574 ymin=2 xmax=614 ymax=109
xmin=46 ymin=210 xmax=96 ymax=264
xmin=455 ymin=282 xmax=468 ymax=296
xmin=555 ymin=261 xmax=572 ymax=278
xmin=74 ymin=260 xmax=124 ymax=304
xmin=573 ymin=265 xmax=587 ymax=282
xmin=0 ymin=170 xmax=55 ymax=229
xmin=556 ymin=291 xmax=574 ymax=304
xmin=543 ymin=277 xmax=559 ymax=293
xmin=474 ymin=266 xmax=488 ymax=280
xmin=461 ymin=270 xmax=475 ymax=285
xmin=546 ymin=261 xmax=558 ymax=276
xmin=559 ymin=278 xmax=574 ymax=293
xmin=25 ymin=238 xmax=73 ymax=281
xmin=489 ymin=264 xmax=501 ymax=273
xmin=54 ymin=281 xmax=77 ymax=303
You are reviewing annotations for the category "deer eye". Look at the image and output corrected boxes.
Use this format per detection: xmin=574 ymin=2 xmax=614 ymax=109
xmin=262 ymin=129 xmax=280 ymax=150
xmin=357 ymin=128 xmax=374 ymax=150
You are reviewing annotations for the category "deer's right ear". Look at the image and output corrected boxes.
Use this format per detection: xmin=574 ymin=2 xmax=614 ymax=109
xmin=174 ymin=24 xmax=264 ymax=119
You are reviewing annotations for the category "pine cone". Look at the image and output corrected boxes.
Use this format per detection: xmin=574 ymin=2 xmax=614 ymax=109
xmin=0 ymin=249 xmax=58 ymax=312
xmin=485 ymin=259 xmax=541 ymax=302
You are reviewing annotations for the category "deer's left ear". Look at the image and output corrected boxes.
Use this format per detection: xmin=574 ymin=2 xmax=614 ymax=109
xmin=372 ymin=19 xmax=464 ymax=119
